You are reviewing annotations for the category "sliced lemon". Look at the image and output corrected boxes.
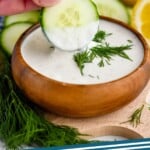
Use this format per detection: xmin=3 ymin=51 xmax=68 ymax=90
xmin=132 ymin=0 xmax=150 ymax=44
xmin=141 ymin=22 xmax=150 ymax=39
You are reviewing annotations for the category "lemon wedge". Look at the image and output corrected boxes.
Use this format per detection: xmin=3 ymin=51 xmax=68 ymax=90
xmin=132 ymin=0 xmax=150 ymax=44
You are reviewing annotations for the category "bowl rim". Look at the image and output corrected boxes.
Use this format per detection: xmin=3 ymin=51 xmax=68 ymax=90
xmin=12 ymin=16 xmax=150 ymax=87
xmin=86 ymin=125 xmax=144 ymax=139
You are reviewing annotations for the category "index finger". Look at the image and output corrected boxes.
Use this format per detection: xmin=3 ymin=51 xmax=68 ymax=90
xmin=0 ymin=0 xmax=39 ymax=16
xmin=32 ymin=0 xmax=60 ymax=7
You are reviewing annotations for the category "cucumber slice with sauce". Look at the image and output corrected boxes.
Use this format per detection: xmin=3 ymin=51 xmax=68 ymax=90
xmin=92 ymin=0 xmax=130 ymax=24
xmin=41 ymin=0 xmax=99 ymax=51
xmin=0 ymin=22 xmax=32 ymax=55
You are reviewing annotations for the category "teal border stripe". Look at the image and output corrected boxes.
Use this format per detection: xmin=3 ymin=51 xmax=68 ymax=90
xmin=30 ymin=138 xmax=150 ymax=150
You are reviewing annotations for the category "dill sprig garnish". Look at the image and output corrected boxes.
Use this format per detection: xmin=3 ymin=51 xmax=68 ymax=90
xmin=93 ymin=30 xmax=112 ymax=43
xmin=90 ymin=42 xmax=133 ymax=67
xmin=0 ymin=51 xmax=88 ymax=149
xmin=74 ymin=50 xmax=94 ymax=75
xmin=121 ymin=105 xmax=144 ymax=127
xmin=74 ymin=30 xmax=133 ymax=75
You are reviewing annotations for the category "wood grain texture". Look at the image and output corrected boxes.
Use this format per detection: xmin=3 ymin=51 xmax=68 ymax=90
xmin=44 ymin=80 xmax=150 ymax=139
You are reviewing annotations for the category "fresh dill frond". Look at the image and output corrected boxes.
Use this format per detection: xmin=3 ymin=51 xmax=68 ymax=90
xmin=74 ymin=30 xmax=133 ymax=75
xmin=93 ymin=30 xmax=112 ymax=43
xmin=121 ymin=105 xmax=144 ymax=127
xmin=74 ymin=50 xmax=94 ymax=75
xmin=0 ymin=50 xmax=88 ymax=149
xmin=90 ymin=42 xmax=133 ymax=67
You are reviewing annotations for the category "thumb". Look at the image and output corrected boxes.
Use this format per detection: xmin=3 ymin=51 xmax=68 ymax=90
xmin=32 ymin=0 xmax=60 ymax=7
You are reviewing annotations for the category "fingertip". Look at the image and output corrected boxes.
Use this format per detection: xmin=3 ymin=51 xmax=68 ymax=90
xmin=32 ymin=0 xmax=60 ymax=7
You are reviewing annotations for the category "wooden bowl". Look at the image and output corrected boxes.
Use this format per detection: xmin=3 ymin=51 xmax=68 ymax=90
xmin=11 ymin=17 xmax=150 ymax=117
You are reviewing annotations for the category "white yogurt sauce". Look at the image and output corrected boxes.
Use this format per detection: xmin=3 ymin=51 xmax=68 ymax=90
xmin=45 ymin=21 xmax=99 ymax=51
xmin=21 ymin=19 xmax=144 ymax=84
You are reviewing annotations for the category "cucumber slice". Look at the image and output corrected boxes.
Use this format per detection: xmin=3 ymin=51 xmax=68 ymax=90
xmin=4 ymin=10 xmax=39 ymax=26
xmin=126 ymin=7 xmax=132 ymax=24
xmin=0 ymin=22 xmax=32 ymax=55
xmin=41 ymin=0 xmax=99 ymax=51
xmin=92 ymin=0 xmax=130 ymax=24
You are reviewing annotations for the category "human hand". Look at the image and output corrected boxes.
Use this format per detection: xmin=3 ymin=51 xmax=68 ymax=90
xmin=0 ymin=0 xmax=60 ymax=16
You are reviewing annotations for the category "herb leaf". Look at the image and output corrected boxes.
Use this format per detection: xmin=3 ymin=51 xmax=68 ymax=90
xmin=93 ymin=30 xmax=112 ymax=43
xmin=121 ymin=105 xmax=144 ymax=127
xmin=74 ymin=30 xmax=133 ymax=75
xmin=74 ymin=50 xmax=94 ymax=75
xmin=90 ymin=43 xmax=133 ymax=67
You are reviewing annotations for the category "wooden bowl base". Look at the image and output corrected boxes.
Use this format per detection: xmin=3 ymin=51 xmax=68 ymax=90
xmin=44 ymin=80 xmax=150 ymax=139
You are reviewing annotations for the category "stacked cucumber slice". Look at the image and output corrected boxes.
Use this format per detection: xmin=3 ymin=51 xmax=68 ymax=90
xmin=4 ymin=10 xmax=40 ymax=26
xmin=0 ymin=11 xmax=40 ymax=55
xmin=92 ymin=0 xmax=130 ymax=24
xmin=0 ymin=22 xmax=32 ymax=54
